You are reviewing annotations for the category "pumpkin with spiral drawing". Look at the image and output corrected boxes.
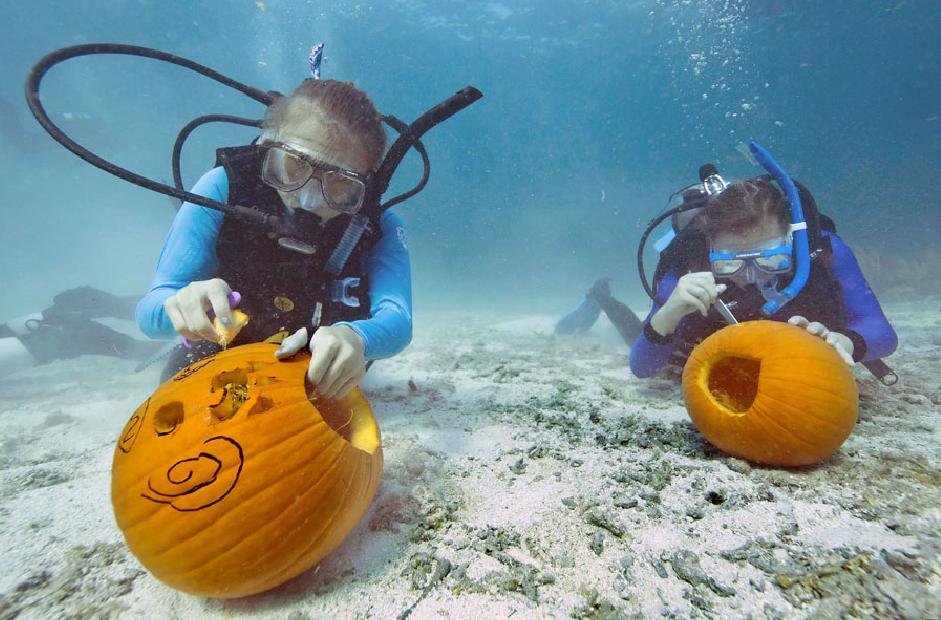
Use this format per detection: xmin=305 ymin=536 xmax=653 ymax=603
xmin=111 ymin=343 xmax=383 ymax=598
xmin=681 ymin=321 xmax=858 ymax=467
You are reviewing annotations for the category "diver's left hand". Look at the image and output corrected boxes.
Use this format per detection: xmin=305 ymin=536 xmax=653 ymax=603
xmin=788 ymin=316 xmax=854 ymax=366
xmin=274 ymin=325 xmax=366 ymax=400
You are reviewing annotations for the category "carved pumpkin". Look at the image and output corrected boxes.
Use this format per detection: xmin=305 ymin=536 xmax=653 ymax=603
xmin=111 ymin=343 xmax=383 ymax=598
xmin=682 ymin=321 xmax=858 ymax=467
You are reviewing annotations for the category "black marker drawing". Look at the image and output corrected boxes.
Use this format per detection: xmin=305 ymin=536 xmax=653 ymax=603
xmin=141 ymin=436 xmax=244 ymax=512
xmin=119 ymin=398 xmax=149 ymax=453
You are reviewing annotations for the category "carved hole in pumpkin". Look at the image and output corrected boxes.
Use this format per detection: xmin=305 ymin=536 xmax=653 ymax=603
xmin=708 ymin=356 xmax=760 ymax=413
xmin=312 ymin=391 xmax=379 ymax=454
xmin=317 ymin=398 xmax=355 ymax=443
xmin=210 ymin=369 xmax=251 ymax=421
xmin=211 ymin=369 xmax=249 ymax=392
xmin=153 ymin=402 xmax=184 ymax=435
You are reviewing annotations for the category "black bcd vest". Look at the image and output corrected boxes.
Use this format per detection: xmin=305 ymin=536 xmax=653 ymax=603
xmin=213 ymin=145 xmax=380 ymax=345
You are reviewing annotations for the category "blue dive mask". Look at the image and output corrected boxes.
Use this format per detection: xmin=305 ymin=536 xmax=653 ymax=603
xmin=709 ymin=242 xmax=793 ymax=283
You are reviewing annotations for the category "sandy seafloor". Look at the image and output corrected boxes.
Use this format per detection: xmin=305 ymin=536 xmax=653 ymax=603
xmin=0 ymin=297 xmax=939 ymax=620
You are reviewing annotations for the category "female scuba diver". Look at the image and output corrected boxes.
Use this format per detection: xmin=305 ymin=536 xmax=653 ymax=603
xmin=136 ymin=79 xmax=412 ymax=399
xmin=557 ymin=158 xmax=897 ymax=381
xmin=631 ymin=175 xmax=897 ymax=377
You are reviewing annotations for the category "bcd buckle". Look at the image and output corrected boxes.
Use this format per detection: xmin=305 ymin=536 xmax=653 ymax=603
xmin=330 ymin=277 xmax=362 ymax=308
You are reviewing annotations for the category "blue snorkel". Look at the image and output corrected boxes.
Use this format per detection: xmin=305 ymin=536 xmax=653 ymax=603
xmin=747 ymin=141 xmax=810 ymax=316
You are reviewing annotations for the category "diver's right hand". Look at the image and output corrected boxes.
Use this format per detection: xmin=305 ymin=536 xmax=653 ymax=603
xmin=164 ymin=278 xmax=235 ymax=343
xmin=651 ymin=272 xmax=727 ymax=336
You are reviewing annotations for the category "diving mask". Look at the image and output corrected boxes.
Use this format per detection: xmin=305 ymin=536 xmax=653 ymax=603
xmin=260 ymin=142 xmax=368 ymax=214
xmin=709 ymin=238 xmax=793 ymax=283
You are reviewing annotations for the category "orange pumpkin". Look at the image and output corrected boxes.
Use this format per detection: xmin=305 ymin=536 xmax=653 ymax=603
xmin=111 ymin=343 xmax=383 ymax=598
xmin=682 ymin=320 xmax=858 ymax=467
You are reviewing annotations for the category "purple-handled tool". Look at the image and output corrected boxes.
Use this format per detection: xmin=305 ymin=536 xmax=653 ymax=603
xmin=181 ymin=291 xmax=241 ymax=348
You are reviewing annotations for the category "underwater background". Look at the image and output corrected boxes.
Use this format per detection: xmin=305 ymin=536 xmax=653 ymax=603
xmin=1 ymin=0 xmax=939 ymax=319
xmin=2 ymin=3 xmax=941 ymax=618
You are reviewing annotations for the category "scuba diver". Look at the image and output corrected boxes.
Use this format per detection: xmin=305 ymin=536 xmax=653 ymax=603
xmin=25 ymin=43 xmax=481 ymax=398
xmin=138 ymin=78 xmax=411 ymax=397
xmin=631 ymin=172 xmax=897 ymax=378
xmin=0 ymin=287 xmax=164 ymax=377
xmin=558 ymin=144 xmax=898 ymax=384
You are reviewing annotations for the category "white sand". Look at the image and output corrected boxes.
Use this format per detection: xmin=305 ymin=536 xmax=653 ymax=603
xmin=0 ymin=299 xmax=939 ymax=619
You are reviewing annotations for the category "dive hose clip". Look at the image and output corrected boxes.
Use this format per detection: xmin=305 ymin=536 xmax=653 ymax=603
xmin=330 ymin=277 xmax=362 ymax=308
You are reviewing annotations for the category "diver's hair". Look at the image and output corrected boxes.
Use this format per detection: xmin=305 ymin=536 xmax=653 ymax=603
xmin=694 ymin=179 xmax=789 ymax=239
xmin=263 ymin=79 xmax=386 ymax=169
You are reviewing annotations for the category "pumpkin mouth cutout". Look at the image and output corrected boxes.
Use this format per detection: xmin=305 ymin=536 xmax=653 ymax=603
xmin=210 ymin=369 xmax=252 ymax=421
xmin=707 ymin=356 xmax=760 ymax=414
xmin=208 ymin=368 xmax=279 ymax=421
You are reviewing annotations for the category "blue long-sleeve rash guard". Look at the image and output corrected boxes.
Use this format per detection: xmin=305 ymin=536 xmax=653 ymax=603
xmin=629 ymin=231 xmax=897 ymax=378
xmin=136 ymin=166 xmax=413 ymax=361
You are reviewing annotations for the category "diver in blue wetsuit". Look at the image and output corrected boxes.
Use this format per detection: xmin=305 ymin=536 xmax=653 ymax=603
xmin=559 ymin=158 xmax=897 ymax=384
xmin=631 ymin=174 xmax=897 ymax=378
xmin=138 ymin=79 xmax=412 ymax=397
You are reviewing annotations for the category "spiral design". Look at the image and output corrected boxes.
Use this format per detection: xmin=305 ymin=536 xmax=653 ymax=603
xmin=142 ymin=436 xmax=244 ymax=512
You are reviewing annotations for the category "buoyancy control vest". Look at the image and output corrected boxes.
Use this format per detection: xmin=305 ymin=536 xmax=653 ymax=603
xmin=214 ymin=145 xmax=379 ymax=345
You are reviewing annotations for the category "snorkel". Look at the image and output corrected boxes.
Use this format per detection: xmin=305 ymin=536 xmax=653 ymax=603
xmin=746 ymin=141 xmax=810 ymax=317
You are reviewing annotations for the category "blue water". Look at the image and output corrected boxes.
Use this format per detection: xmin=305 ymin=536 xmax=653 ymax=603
xmin=1 ymin=0 xmax=939 ymax=319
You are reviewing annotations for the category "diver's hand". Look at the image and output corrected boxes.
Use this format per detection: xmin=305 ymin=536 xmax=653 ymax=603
xmin=274 ymin=327 xmax=311 ymax=360
xmin=275 ymin=325 xmax=366 ymax=400
xmin=788 ymin=315 xmax=854 ymax=366
xmin=164 ymin=278 xmax=235 ymax=343
xmin=651 ymin=272 xmax=727 ymax=336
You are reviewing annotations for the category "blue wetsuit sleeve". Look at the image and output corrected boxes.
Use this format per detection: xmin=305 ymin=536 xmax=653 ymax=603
xmin=334 ymin=211 xmax=413 ymax=360
xmin=135 ymin=167 xmax=227 ymax=339
xmin=826 ymin=232 xmax=898 ymax=361
xmin=629 ymin=272 xmax=681 ymax=378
